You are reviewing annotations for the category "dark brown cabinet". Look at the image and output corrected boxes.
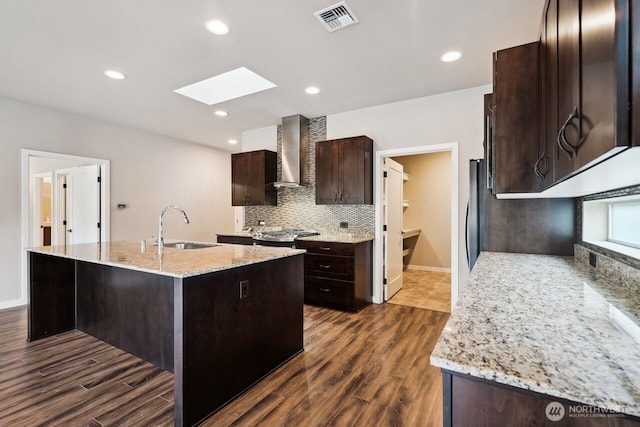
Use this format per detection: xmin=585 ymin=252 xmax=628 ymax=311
xmin=545 ymin=0 xmax=632 ymax=183
xmin=315 ymin=136 xmax=373 ymax=204
xmin=216 ymin=234 xmax=254 ymax=245
xmin=231 ymin=150 xmax=277 ymax=206
xmin=442 ymin=371 xmax=640 ymax=426
xmin=491 ymin=42 xmax=540 ymax=194
xmin=296 ymin=239 xmax=372 ymax=312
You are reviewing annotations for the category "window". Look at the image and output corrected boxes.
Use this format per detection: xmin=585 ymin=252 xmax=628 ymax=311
xmin=583 ymin=195 xmax=640 ymax=260
xmin=609 ymin=202 xmax=640 ymax=249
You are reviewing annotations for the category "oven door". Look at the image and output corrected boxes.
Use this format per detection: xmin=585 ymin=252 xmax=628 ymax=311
xmin=252 ymin=238 xmax=296 ymax=248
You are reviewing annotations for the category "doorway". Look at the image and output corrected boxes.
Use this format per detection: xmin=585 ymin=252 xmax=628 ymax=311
xmin=375 ymin=143 xmax=458 ymax=311
xmin=21 ymin=149 xmax=110 ymax=305
xmin=386 ymin=151 xmax=452 ymax=312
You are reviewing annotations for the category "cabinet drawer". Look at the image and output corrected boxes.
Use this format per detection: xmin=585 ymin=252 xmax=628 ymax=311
xmin=296 ymin=240 xmax=354 ymax=256
xmin=304 ymin=276 xmax=354 ymax=308
xmin=304 ymin=254 xmax=354 ymax=280
xmin=217 ymin=235 xmax=254 ymax=245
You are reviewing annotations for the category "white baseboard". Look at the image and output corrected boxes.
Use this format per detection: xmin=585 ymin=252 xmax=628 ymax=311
xmin=0 ymin=298 xmax=26 ymax=311
xmin=406 ymin=265 xmax=451 ymax=273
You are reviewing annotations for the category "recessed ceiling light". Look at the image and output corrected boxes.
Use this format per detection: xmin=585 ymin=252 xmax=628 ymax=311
xmin=228 ymin=139 xmax=238 ymax=145
xmin=215 ymin=110 xmax=228 ymax=117
xmin=305 ymin=86 xmax=320 ymax=95
xmin=174 ymin=66 xmax=277 ymax=106
xmin=104 ymin=70 xmax=126 ymax=80
xmin=440 ymin=51 xmax=462 ymax=63
xmin=206 ymin=20 xmax=229 ymax=35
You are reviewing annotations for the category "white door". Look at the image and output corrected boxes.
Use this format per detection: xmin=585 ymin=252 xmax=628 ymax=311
xmin=384 ymin=158 xmax=404 ymax=300
xmin=56 ymin=165 xmax=101 ymax=245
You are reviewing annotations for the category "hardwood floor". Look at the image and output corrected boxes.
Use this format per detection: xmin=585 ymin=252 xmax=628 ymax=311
xmin=0 ymin=303 xmax=449 ymax=426
xmin=387 ymin=270 xmax=451 ymax=313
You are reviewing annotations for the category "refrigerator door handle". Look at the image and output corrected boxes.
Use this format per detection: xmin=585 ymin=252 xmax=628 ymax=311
xmin=465 ymin=199 xmax=470 ymax=269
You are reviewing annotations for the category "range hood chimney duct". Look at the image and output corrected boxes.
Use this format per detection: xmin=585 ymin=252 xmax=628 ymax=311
xmin=273 ymin=114 xmax=309 ymax=188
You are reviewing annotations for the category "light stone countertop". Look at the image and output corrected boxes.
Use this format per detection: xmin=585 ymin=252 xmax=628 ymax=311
xmin=28 ymin=241 xmax=305 ymax=278
xmin=430 ymin=251 xmax=640 ymax=417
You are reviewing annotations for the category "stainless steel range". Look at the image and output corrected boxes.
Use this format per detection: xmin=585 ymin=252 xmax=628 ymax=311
xmin=253 ymin=229 xmax=319 ymax=248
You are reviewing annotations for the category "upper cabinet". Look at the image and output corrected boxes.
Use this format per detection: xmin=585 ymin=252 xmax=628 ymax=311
xmin=231 ymin=150 xmax=277 ymax=206
xmin=315 ymin=136 xmax=373 ymax=205
xmin=551 ymin=0 xmax=631 ymax=181
xmin=493 ymin=0 xmax=637 ymax=195
xmin=492 ymin=42 xmax=540 ymax=194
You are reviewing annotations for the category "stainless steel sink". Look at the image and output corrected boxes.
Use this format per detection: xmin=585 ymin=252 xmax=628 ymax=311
xmin=162 ymin=242 xmax=219 ymax=250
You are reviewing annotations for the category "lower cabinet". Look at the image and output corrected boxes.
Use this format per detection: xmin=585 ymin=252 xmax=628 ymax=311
xmin=442 ymin=371 xmax=640 ymax=427
xmin=216 ymin=234 xmax=254 ymax=245
xmin=296 ymin=239 xmax=372 ymax=312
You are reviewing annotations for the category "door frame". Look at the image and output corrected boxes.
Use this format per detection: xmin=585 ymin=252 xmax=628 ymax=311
xmin=20 ymin=149 xmax=110 ymax=305
xmin=374 ymin=142 xmax=459 ymax=310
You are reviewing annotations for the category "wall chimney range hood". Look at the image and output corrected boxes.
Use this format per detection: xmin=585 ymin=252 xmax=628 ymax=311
xmin=273 ymin=115 xmax=309 ymax=188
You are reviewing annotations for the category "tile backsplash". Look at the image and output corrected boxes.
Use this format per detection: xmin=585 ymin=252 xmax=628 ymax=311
xmin=244 ymin=116 xmax=375 ymax=234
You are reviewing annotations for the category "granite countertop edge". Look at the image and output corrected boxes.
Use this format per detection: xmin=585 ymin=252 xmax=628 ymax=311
xmin=27 ymin=242 xmax=305 ymax=278
xmin=430 ymin=251 xmax=640 ymax=417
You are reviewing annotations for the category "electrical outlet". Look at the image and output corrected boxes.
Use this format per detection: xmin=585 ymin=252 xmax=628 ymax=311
xmin=258 ymin=220 xmax=266 ymax=226
xmin=240 ymin=280 xmax=249 ymax=299
xmin=340 ymin=221 xmax=348 ymax=229
xmin=589 ymin=252 xmax=597 ymax=268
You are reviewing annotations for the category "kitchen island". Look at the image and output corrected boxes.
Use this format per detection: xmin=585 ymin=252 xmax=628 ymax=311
xmin=431 ymin=251 xmax=640 ymax=426
xmin=28 ymin=241 xmax=305 ymax=427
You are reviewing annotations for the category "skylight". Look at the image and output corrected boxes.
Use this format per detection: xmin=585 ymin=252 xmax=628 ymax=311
xmin=173 ymin=67 xmax=276 ymax=106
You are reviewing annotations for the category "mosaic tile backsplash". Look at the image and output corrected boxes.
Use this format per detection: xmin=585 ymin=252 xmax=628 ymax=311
xmin=245 ymin=116 xmax=375 ymax=234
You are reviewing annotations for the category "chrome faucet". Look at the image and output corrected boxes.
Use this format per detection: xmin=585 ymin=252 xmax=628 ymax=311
xmin=158 ymin=205 xmax=189 ymax=255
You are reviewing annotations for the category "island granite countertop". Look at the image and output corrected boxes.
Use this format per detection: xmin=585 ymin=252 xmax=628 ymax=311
xmin=28 ymin=241 xmax=304 ymax=278
xmin=431 ymin=251 xmax=640 ymax=417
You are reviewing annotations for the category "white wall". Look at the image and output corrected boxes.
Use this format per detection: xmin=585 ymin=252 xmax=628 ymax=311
xmin=327 ymin=85 xmax=489 ymax=295
xmin=242 ymin=125 xmax=277 ymax=152
xmin=1 ymin=96 xmax=235 ymax=307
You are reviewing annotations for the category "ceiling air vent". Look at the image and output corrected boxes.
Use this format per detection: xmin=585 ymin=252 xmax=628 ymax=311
xmin=314 ymin=1 xmax=359 ymax=32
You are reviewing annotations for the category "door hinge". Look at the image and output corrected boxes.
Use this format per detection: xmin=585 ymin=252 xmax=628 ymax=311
xmin=63 ymin=183 xmax=67 ymax=189
xmin=383 ymin=278 xmax=387 ymax=285
xmin=383 ymin=171 xmax=388 ymax=178
xmin=383 ymin=224 xmax=387 ymax=232
xmin=97 ymin=222 xmax=101 ymax=229
xmin=63 ymin=220 xmax=67 ymax=226
xmin=97 ymin=176 xmax=101 ymax=183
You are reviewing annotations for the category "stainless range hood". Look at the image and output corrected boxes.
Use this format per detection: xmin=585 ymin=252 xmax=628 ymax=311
xmin=273 ymin=114 xmax=309 ymax=188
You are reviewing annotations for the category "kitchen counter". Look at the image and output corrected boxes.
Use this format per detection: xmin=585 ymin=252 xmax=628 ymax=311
xmin=296 ymin=234 xmax=374 ymax=244
xmin=28 ymin=240 xmax=304 ymax=426
xmin=29 ymin=241 xmax=304 ymax=278
xmin=431 ymin=251 xmax=640 ymax=418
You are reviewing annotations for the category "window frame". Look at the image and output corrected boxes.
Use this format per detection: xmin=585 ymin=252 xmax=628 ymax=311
xmin=607 ymin=200 xmax=640 ymax=250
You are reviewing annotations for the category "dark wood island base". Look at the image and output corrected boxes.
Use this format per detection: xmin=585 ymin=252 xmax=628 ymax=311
xmin=28 ymin=250 xmax=304 ymax=427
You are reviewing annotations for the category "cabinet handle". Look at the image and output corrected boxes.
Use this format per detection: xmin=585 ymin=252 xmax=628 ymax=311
xmin=557 ymin=107 xmax=580 ymax=159
xmin=319 ymin=264 xmax=331 ymax=269
xmin=533 ymin=152 xmax=547 ymax=181
xmin=339 ymin=192 xmax=343 ymax=202
xmin=319 ymin=247 xmax=332 ymax=251
xmin=334 ymin=193 xmax=338 ymax=202
xmin=319 ymin=288 xmax=331 ymax=292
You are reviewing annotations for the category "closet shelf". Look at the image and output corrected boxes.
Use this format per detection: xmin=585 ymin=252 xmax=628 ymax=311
xmin=402 ymin=228 xmax=421 ymax=239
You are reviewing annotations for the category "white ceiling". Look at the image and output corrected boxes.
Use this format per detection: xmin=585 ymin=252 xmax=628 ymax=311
xmin=0 ymin=0 xmax=545 ymax=151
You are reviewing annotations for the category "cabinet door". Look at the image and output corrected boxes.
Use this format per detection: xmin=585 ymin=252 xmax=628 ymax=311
xmin=577 ymin=0 xmax=629 ymax=169
xmin=231 ymin=153 xmax=248 ymax=206
xmin=245 ymin=151 xmax=265 ymax=205
xmin=339 ymin=137 xmax=368 ymax=204
xmin=492 ymin=42 xmax=539 ymax=194
xmin=544 ymin=0 xmax=559 ymax=184
xmin=315 ymin=140 xmax=340 ymax=204
xmin=555 ymin=0 xmax=580 ymax=180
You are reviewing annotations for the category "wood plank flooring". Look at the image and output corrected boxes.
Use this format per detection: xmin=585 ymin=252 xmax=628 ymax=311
xmin=0 ymin=303 xmax=448 ymax=426
xmin=388 ymin=270 xmax=451 ymax=313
